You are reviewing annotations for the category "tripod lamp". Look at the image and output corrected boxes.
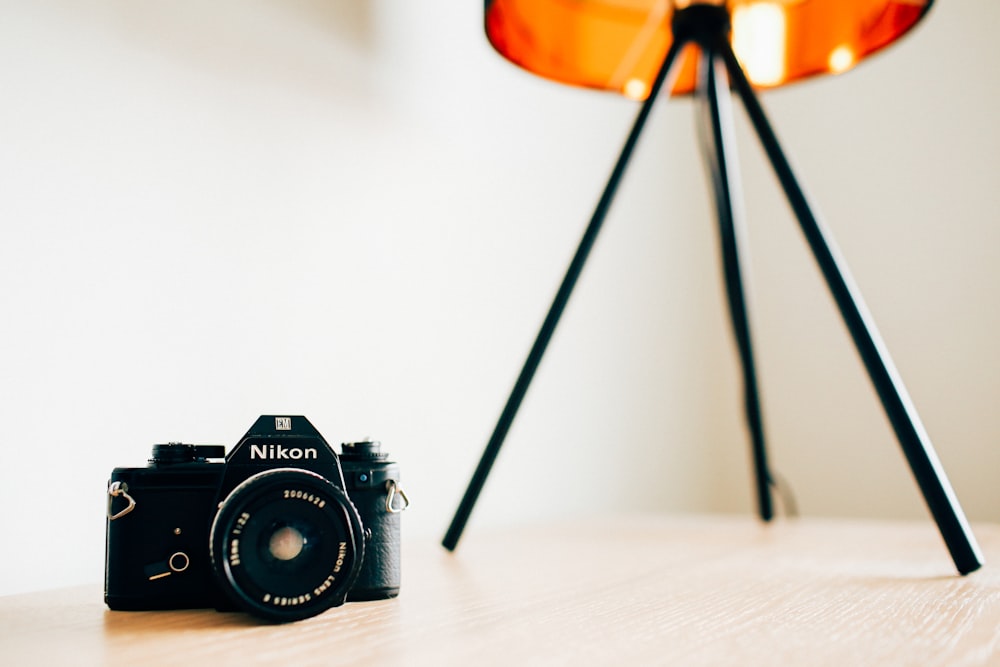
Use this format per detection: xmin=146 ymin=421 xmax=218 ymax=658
xmin=443 ymin=0 xmax=983 ymax=576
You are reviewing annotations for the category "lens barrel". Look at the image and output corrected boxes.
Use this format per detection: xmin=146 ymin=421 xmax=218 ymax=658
xmin=209 ymin=468 xmax=365 ymax=622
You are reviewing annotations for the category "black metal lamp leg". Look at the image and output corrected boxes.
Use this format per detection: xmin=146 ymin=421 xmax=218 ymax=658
xmin=442 ymin=38 xmax=690 ymax=551
xmin=720 ymin=44 xmax=983 ymax=575
xmin=696 ymin=46 xmax=774 ymax=522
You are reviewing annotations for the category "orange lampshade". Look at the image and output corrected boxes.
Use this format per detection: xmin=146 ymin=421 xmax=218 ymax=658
xmin=484 ymin=0 xmax=933 ymax=98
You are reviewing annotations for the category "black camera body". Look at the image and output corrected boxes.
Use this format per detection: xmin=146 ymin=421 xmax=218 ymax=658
xmin=105 ymin=415 xmax=406 ymax=623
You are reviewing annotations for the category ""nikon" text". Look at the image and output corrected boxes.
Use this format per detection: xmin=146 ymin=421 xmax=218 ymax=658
xmin=250 ymin=444 xmax=319 ymax=460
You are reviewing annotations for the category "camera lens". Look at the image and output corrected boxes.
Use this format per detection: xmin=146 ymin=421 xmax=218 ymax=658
xmin=210 ymin=468 xmax=365 ymax=623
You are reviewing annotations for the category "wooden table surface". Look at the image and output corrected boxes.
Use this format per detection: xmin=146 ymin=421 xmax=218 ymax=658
xmin=2 ymin=514 xmax=999 ymax=666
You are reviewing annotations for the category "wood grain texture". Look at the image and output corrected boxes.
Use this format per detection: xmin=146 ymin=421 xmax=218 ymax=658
xmin=2 ymin=515 xmax=999 ymax=666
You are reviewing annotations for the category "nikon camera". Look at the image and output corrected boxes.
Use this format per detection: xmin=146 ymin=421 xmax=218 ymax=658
xmin=105 ymin=415 xmax=407 ymax=623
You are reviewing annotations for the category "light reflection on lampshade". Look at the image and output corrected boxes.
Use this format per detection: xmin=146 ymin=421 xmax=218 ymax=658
xmin=484 ymin=0 xmax=933 ymax=96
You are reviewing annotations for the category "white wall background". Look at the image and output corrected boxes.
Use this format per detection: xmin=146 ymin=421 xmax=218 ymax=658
xmin=0 ymin=0 xmax=997 ymax=596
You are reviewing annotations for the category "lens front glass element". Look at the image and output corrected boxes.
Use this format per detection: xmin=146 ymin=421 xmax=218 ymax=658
xmin=210 ymin=468 xmax=364 ymax=622
xmin=268 ymin=525 xmax=306 ymax=561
